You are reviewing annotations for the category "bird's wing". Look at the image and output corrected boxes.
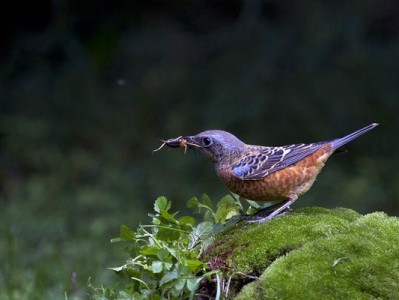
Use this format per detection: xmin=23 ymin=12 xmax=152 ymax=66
xmin=231 ymin=141 xmax=331 ymax=180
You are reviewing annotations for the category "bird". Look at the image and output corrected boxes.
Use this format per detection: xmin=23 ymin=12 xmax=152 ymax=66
xmin=156 ymin=123 xmax=378 ymax=222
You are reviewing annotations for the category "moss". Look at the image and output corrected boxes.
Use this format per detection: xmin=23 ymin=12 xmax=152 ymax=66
xmin=204 ymin=208 xmax=399 ymax=299
xmin=204 ymin=207 xmax=361 ymax=273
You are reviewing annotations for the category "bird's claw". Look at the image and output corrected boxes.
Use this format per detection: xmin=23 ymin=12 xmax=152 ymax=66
xmin=245 ymin=210 xmax=290 ymax=223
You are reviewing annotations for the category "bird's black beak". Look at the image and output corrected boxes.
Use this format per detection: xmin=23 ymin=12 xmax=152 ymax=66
xmin=182 ymin=136 xmax=202 ymax=149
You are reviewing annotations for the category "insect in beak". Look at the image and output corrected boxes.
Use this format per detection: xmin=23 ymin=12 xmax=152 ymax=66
xmin=153 ymin=136 xmax=201 ymax=154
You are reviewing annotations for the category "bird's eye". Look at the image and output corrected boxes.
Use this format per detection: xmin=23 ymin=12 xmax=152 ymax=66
xmin=202 ymin=137 xmax=213 ymax=147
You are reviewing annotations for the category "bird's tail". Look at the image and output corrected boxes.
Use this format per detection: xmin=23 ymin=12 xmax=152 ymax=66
xmin=331 ymin=123 xmax=379 ymax=150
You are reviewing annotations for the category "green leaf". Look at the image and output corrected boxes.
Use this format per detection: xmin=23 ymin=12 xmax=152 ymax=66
xmin=159 ymin=210 xmax=178 ymax=224
xmin=186 ymin=259 xmax=206 ymax=273
xmin=140 ymin=246 xmax=160 ymax=256
xmin=160 ymin=268 xmax=178 ymax=286
xmin=246 ymin=205 xmax=258 ymax=215
xmin=154 ymin=196 xmax=171 ymax=213
xmin=157 ymin=226 xmax=180 ymax=241
xmin=201 ymin=194 xmax=213 ymax=208
xmin=120 ymin=224 xmax=136 ymax=239
xmin=189 ymin=222 xmax=214 ymax=249
xmin=151 ymin=261 xmax=163 ymax=273
xmin=245 ymin=200 xmax=282 ymax=214
xmin=186 ymin=197 xmax=199 ymax=209
xmin=163 ymin=261 xmax=173 ymax=270
xmin=165 ymin=245 xmax=179 ymax=260
xmin=174 ymin=278 xmax=186 ymax=291
xmin=215 ymin=194 xmax=241 ymax=223
xmin=156 ymin=248 xmax=170 ymax=261
xmin=246 ymin=199 xmax=262 ymax=209
xmin=111 ymin=224 xmax=136 ymax=242
xmin=203 ymin=209 xmax=215 ymax=222
xmin=187 ymin=277 xmax=202 ymax=293
xmin=187 ymin=195 xmax=215 ymax=221
xmin=178 ymin=216 xmax=196 ymax=226
xmin=193 ymin=222 xmax=214 ymax=239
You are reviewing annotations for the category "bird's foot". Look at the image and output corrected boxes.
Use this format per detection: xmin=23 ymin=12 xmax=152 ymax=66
xmin=246 ymin=210 xmax=289 ymax=223
xmin=252 ymin=204 xmax=292 ymax=217
xmin=245 ymin=197 xmax=297 ymax=224
xmin=234 ymin=206 xmax=291 ymax=222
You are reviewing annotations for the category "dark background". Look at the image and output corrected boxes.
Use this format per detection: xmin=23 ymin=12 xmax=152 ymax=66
xmin=1 ymin=0 xmax=398 ymax=298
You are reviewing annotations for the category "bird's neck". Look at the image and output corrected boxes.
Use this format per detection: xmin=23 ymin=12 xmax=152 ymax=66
xmin=214 ymin=148 xmax=242 ymax=167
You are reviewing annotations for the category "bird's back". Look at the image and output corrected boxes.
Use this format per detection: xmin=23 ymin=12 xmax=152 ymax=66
xmin=216 ymin=123 xmax=379 ymax=201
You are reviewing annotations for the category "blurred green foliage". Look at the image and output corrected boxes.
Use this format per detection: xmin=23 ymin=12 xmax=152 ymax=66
xmin=0 ymin=0 xmax=398 ymax=298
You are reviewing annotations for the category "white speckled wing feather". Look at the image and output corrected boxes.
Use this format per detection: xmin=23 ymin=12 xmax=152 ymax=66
xmin=232 ymin=141 xmax=330 ymax=180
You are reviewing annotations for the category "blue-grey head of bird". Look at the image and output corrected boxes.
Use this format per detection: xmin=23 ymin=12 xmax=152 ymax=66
xmin=184 ymin=130 xmax=245 ymax=164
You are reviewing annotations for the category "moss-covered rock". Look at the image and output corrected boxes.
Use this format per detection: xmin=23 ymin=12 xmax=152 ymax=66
xmin=203 ymin=207 xmax=399 ymax=299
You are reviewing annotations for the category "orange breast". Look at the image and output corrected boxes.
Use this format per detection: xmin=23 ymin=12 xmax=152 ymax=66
xmin=217 ymin=144 xmax=333 ymax=201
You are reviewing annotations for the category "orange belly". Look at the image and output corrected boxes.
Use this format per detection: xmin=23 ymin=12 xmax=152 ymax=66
xmin=217 ymin=145 xmax=333 ymax=201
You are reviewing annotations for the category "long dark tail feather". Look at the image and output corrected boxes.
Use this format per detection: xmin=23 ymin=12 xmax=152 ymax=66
xmin=331 ymin=123 xmax=379 ymax=151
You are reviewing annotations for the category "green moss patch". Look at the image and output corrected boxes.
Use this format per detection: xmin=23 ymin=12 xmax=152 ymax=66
xmin=204 ymin=207 xmax=399 ymax=299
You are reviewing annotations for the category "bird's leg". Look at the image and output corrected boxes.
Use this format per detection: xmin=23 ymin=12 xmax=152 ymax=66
xmin=252 ymin=201 xmax=292 ymax=217
xmin=234 ymin=200 xmax=291 ymax=221
xmin=246 ymin=195 xmax=298 ymax=223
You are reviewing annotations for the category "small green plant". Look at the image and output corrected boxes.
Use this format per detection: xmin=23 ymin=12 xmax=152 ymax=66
xmin=90 ymin=194 xmax=245 ymax=299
